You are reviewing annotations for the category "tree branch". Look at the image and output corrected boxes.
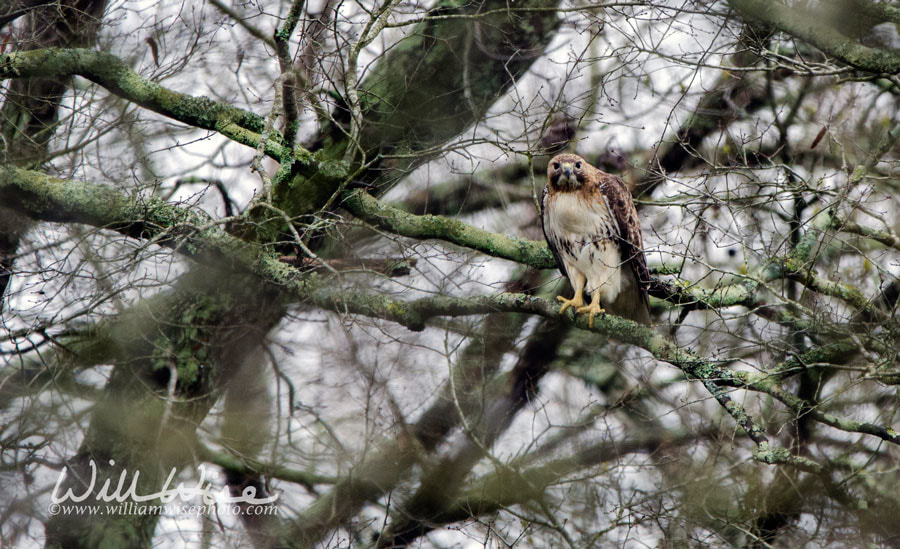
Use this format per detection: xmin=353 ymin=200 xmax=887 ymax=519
xmin=831 ymin=215 xmax=900 ymax=252
xmin=728 ymin=0 xmax=900 ymax=73
xmin=420 ymin=429 xmax=731 ymax=527
xmin=195 ymin=443 xmax=337 ymax=489
xmin=341 ymin=188 xmax=557 ymax=269
xmin=0 ymin=47 xmax=296 ymax=160
xmin=209 ymin=0 xmax=275 ymax=47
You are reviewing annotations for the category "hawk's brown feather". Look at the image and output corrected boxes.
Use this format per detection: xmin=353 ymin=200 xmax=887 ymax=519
xmin=598 ymin=171 xmax=651 ymax=312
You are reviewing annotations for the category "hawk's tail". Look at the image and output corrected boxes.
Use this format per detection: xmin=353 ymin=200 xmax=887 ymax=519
xmin=608 ymin=268 xmax=652 ymax=326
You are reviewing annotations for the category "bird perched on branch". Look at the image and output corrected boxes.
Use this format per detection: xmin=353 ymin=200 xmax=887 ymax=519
xmin=541 ymin=153 xmax=651 ymax=327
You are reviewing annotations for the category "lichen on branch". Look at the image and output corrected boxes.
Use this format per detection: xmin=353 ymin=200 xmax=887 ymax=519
xmin=0 ymin=47 xmax=297 ymax=161
xmin=728 ymin=0 xmax=900 ymax=73
xmin=342 ymin=188 xmax=558 ymax=269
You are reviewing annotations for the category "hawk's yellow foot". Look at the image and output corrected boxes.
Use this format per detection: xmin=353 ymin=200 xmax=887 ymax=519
xmin=557 ymin=294 xmax=584 ymax=315
xmin=576 ymin=303 xmax=606 ymax=328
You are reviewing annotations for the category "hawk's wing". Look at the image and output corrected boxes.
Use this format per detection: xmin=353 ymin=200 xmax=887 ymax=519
xmin=598 ymin=172 xmax=651 ymax=312
xmin=540 ymin=184 xmax=569 ymax=278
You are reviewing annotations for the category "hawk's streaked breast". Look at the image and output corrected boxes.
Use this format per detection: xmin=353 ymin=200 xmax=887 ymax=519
xmin=543 ymin=189 xmax=625 ymax=303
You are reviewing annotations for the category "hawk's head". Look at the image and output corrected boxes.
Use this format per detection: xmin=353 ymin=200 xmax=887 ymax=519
xmin=548 ymin=153 xmax=588 ymax=191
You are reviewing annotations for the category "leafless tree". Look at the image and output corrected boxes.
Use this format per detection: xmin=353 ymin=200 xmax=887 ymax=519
xmin=2 ymin=0 xmax=900 ymax=547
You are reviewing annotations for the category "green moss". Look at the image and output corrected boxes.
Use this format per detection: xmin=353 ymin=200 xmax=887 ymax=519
xmin=342 ymin=189 xmax=557 ymax=269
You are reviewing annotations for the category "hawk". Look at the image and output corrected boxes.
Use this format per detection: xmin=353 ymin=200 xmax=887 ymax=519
xmin=541 ymin=153 xmax=651 ymax=327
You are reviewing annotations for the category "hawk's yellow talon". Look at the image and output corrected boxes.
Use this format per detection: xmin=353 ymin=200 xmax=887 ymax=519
xmin=557 ymin=294 xmax=584 ymax=315
xmin=576 ymin=303 xmax=606 ymax=328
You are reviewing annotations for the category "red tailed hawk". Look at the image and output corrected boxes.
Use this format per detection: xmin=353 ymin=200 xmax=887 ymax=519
xmin=541 ymin=153 xmax=651 ymax=327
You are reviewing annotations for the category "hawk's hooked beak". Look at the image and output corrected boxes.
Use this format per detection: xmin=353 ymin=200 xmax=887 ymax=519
xmin=560 ymin=162 xmax=574 ymax=184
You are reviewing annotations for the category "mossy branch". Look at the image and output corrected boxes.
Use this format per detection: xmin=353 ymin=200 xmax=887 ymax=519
xmin=342 ymin=189 xmax=558 ymax=269
xmin=728 ymin=0 xmax=900 ymax=73
xmin=832 ymin=215 xmax=900 ymax=252
xmin=0 ymin=164 xmax=311 ymax=292
xmin=784 ymin=208 xmax=887 ymax=321
xmin=341 ymin=188 xmax=798 ymax=315
xmin=316 ymin=286 xmax=899 ymax=448
xmin=0 ymin=47 xmax=297 ymax=161
xmin=347 ymin=188 xmax=890 ymax=326
xmin=326 ymin=289 xmax=900 ymax=448
xmin=753 ymin=442 xmax=825 ymax=474
xmin=783 ymin=264 xmax=881 ymax=319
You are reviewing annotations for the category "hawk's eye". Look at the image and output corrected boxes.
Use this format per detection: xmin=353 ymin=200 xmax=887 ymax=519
xmin=575 ymin=162 xmax=582 ymax=169
xmin=552 ymin=162 xmax=560 ymax=170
